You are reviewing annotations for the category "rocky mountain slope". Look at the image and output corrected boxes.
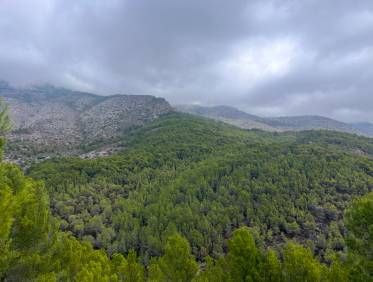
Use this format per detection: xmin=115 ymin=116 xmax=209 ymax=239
xmin=1 ymin=84 xmax=172 ymax=165
xmin=176 ymin=105 xmax=373 ymax=137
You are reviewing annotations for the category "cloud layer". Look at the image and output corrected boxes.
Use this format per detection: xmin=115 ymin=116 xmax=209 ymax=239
xmin=0 ymin=0 xmax=372 ymax=122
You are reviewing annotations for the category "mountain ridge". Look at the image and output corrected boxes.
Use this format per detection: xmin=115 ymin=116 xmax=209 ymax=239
xmin=176 ymin=104 xmax=373 ymax=137
xmin=1 ymin=85 xmax=173 ymax=165
xmin=2 ymin=84 xmax=373 ymax=167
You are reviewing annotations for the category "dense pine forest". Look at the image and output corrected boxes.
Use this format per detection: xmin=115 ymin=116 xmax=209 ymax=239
xmin=1 ymin=111 xmax=373 ymax=281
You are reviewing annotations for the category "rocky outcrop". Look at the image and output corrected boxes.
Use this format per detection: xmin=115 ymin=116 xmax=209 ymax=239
xmin=1 ymin=85 xmax=172 ymax=164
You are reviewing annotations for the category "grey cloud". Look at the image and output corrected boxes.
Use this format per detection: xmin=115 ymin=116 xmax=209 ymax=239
xmin=0 ymin=0 xmax=372 ymax=122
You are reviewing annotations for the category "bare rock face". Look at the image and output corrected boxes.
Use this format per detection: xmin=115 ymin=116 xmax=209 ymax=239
xmin=80 ymin=94 xmax=170 ymax=140
xmin=1 ymin=85 xmax=172 ymax=164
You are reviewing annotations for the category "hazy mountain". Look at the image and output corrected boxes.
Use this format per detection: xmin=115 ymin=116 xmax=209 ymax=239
xmin=1 ymin=84 xmax=172 ymax=164
xmin=176 ymin=104 xmax=372 ymax=137
xmin=176 ymin=105 xmax=279 ymax=131
xmin=351 ymin=122 xmax=373 ymax=137
xmin=264 ymin=115 xmax=361 ymax=134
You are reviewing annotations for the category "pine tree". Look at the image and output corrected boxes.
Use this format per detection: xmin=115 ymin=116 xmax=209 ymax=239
xmin=150 ymin=233 xmax=198 ymax=282
xmin=282 ymin=242 xmax=325 ymax=282
xmin=225 ymin=227 xmax=264 ymax=282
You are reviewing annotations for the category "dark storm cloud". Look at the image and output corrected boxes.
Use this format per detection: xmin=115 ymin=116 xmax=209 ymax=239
xmin=0 ymin=0 xmax=372 ymax=122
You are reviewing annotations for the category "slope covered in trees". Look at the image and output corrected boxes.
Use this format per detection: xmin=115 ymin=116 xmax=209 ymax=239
xmin=1 ymin=160 xmax=372 ymax=281
xmin=29 ymin=115 xmax=373 ymax=260
xmin=1 ymin=111 xmax=373 ymax=280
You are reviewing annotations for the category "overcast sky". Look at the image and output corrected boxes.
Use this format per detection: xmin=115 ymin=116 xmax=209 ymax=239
xmin=0 ymin=0 xmax=372 ymax=122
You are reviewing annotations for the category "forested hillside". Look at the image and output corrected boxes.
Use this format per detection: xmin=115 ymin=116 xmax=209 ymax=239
xmin=21 ymin=113 xmax=372 ymax=281
xmin=1 ymin=109 xmax=372 ymax=280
